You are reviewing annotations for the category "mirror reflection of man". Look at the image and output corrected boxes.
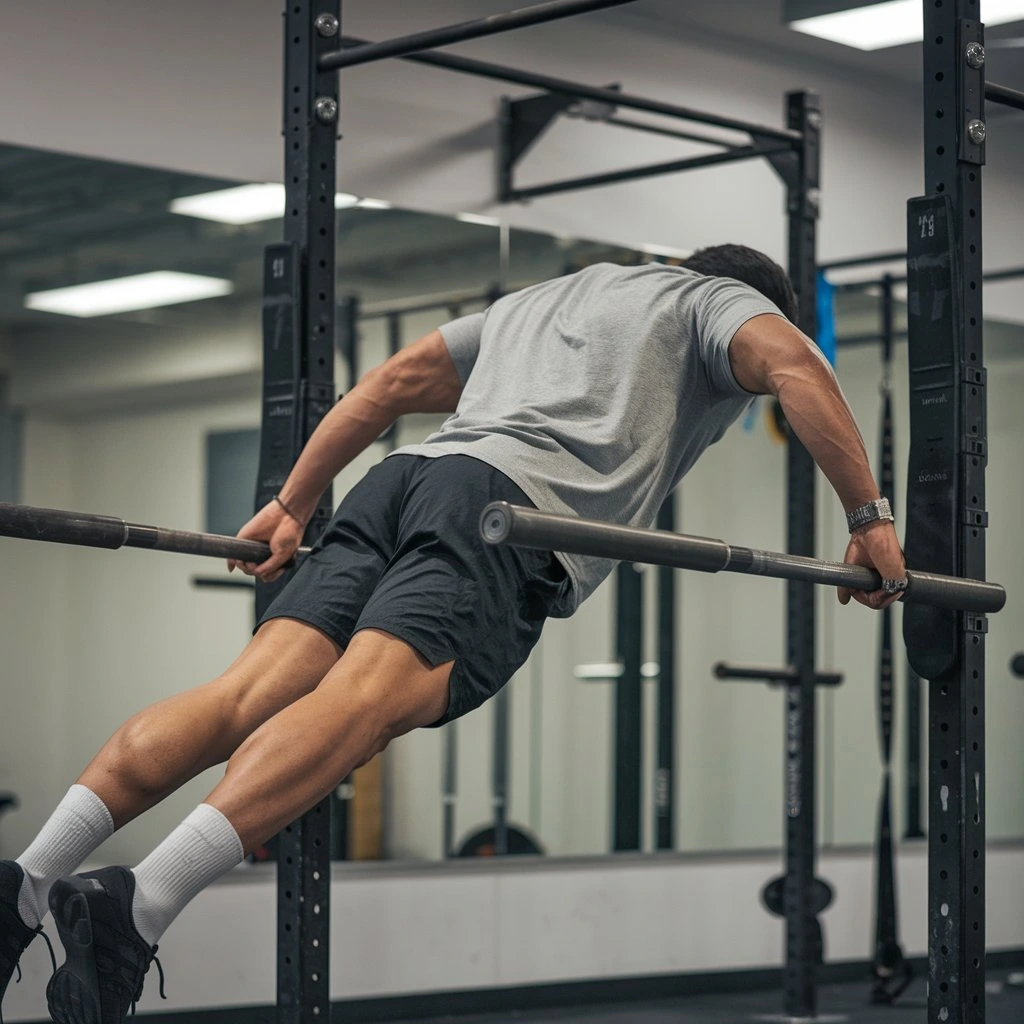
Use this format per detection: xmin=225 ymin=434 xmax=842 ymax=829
xmin=2 ymin=246 xmax=903 ymax=1022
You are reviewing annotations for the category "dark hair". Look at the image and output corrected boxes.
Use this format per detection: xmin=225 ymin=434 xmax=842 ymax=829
xmin=684 ymin=244 xmax=799 ymax=324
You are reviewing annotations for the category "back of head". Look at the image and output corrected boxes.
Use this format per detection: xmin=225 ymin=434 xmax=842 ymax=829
xmin=683 ymin=244 xmax=799 ymax=324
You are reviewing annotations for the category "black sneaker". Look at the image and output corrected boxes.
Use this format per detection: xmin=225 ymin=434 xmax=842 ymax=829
xmin=47 ymin=867 xmax=166 ymax=1024
xmin=0 ymin=860 xmax=55 ymax=1020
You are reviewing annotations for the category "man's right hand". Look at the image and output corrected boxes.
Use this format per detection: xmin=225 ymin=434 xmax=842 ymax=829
xmin=228 ymin=500 xmax=306 ymax=583
xmin=838 ymin=520 xmax=906 ymax=610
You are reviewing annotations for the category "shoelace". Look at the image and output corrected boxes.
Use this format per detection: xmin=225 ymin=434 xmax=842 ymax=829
xmin=12 ymin=924 xmax=57 ymax=984
xmin=129 ymin=947 xmax=166 ymax=1016
xmin=2 ymin=925 xmax=58 ymax=1024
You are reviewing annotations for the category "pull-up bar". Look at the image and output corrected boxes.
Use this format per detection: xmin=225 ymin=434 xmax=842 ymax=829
xmin=320 ymin=0 xmax=640 ymax=71
xmin=480 ymin=502 xmax=1006 ymax=614
xmin=0 ymin=503 xmax=310 ymax=565
xmin=336 ymin=36 xmax=802 ymax=145
xmin=986 ymin=81 xmax=1024 ymax=113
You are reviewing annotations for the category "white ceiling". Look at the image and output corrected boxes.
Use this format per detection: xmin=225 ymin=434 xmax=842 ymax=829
xmin=499 ymin=0 xmax=1024 ymax=97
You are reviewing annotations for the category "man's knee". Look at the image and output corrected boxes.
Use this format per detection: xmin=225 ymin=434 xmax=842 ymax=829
xmin=107 ymin=714 xmax=185 ymax=795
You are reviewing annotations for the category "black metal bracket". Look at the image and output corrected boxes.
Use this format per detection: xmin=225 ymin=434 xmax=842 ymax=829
xmin=191 ymin=576 xmax=255 ymax=592
xmin=958 ymin=20 xmax=986 ymax=167
xmin=497 ymin=83 xmax=801 ymax=203
xmin=754 ymin=129 xmax=802 ymax=195
xmin=498 ymin=86 xmax=618 ymax=202
xmin=713 ymin=662 xmax=843 ymax=688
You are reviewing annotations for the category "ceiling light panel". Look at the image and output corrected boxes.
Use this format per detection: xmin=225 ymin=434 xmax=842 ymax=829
xmin=25 ymin=272 xmax=234 ymax=318
xmin=170 ymin=184 xmax=287 ymax=225
xmin=789 ymin=0 xmax=1024 ymax=50
xmin=170 ymin=184 xmax=367 ymax=223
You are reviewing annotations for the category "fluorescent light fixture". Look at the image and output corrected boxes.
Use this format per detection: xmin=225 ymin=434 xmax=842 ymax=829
xmin=170 ymin=184 xmax=365 ymax=223
xmin=25 ymin=272 xmax=234 ymax=318
xmin=170 ymin=184 xmax=286 ymax=225
xmin=456 ymin=212 xmax=501 ymax=227
xmin=357 ymin=197 xmax=393 ymax=210
xmin=790 ymin=0 xmax=1024 ymax=51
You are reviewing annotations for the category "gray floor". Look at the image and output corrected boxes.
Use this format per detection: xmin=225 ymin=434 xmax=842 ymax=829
xmin=400 ymin=975 xmax=1024 ymax=1023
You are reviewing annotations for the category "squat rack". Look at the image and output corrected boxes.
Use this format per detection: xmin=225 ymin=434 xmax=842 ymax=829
xmin=269 ymin=2 xmax=824 ymax=1021
xmin=826 ymin=20 xmax=1020 ymax=1018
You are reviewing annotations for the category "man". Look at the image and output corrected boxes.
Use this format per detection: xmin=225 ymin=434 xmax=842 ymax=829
xmin=0 ymin=245 xmax=905 ymax=1023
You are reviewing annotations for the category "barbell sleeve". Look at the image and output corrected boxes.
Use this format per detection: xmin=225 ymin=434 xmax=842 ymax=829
xmin=0 ymin=502 xmax=311 ymax=564
xmin=480 ymin=502 xmax=1006 ymax=615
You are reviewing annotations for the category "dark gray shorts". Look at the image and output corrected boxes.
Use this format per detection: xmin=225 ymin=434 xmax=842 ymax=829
xmin=257 ymin=454 xmax=568 ymax=725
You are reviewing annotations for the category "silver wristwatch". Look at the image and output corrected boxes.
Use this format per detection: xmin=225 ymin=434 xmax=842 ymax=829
xmin=847 ymin=497 xmax=895 ymax=533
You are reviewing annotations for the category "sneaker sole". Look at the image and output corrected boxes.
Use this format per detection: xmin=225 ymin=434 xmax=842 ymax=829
xmin=46 ymin=877 xmax=103 ymax=1024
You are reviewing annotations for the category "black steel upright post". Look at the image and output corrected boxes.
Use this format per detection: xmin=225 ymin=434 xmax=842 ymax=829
xmin=338 ymin=294 xmax=360 ymax=391
xmin=783 ymin=89 xmax=821 ymax=1019
xmin=613 ymin=561 xmax=643 ymax=851
xmin=654 ymin=493 xmax=676 ymax=850
xmin=257 ymin=3 xmax=340 ymax=1022
xmin=906 ymin=5 xmax=988 ymax=1022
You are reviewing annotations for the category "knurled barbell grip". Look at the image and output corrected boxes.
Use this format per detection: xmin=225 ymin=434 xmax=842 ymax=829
xmin=480 ymin=502 xmax=1006 ymax=614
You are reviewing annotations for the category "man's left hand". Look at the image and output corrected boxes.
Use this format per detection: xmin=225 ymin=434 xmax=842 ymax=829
xmin=838 ymin=520 xmax=906 ymax=610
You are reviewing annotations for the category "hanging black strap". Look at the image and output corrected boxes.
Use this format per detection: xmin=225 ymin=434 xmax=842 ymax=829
xmin=877 ymin=383 xmax=895 ymax=767
xmin=870 ymin=279 xmax=912 ymax=1003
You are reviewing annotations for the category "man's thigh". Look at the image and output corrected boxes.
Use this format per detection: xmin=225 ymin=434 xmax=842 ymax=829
xmin=315 ymin=627 xmax=452 ymax=737
xmin=214 ymin=618 xmax=342 ymax=729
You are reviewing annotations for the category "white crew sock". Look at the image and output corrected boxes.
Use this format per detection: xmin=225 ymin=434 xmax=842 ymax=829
xmin=15 ymin=784 xmax=116 ymax=927
xmin=130 ymin=804 xmax=244 ymax=946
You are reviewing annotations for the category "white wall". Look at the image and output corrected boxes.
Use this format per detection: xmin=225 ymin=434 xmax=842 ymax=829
xmin=0 ymin=417 xmax=73 ymax=859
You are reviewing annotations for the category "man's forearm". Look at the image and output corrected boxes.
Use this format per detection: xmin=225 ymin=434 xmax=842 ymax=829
xmin=772 ymin=358 xmax=881 ymax=514
xmin=277 ymin=365 xmax=400 ymax=524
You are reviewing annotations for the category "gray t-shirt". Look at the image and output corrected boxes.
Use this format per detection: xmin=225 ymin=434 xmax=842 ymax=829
xmin=392 ymin=262 xmax=783 ymax=615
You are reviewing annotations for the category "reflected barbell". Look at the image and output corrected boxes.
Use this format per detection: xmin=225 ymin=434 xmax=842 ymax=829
xmin=480 ymin=502 xmax=1006 ymax=615
xmin=0 ymin=503 xmax=311 ymax=564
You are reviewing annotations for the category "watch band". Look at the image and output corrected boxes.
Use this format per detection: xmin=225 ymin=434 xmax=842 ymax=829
xmin=847 ymin=497 xmax=895 ymax=533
